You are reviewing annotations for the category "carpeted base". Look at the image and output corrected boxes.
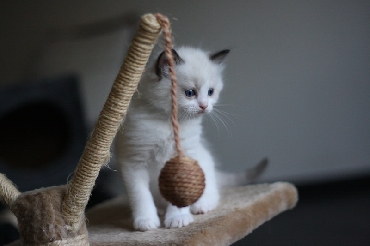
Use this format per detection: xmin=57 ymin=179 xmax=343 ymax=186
xmin=86 ymin=182 xmax=297 ymax=246
xmin=7 ymin=182 xmax=297 ymax=246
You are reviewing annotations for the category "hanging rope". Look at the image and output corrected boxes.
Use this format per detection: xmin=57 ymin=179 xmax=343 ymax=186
xmin=155 ymin=14 xmax=206 ymax=208
xmin=154 ymin=14 xmax=182 ymax=157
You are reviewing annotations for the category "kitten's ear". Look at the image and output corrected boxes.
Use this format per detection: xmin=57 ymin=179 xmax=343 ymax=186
xmin=155 ymin=49 xmax=184 ymax=78
xmin=209 ymin=49 xmax=230 ymax=64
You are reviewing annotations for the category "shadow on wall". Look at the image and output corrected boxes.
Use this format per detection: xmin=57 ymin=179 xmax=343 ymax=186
xmin=0 ymin=76 xmax=87 ymax=192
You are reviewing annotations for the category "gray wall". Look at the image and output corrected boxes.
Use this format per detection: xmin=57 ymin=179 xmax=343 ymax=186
xmin=1 ymin=1 xmax=369 ymax=183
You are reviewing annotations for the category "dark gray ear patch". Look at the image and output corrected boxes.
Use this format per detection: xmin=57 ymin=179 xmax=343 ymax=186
xmin=155 ymin=49 xmax=184 ymax=78
xmin=209 ymin=49 xmax=230 ymax=64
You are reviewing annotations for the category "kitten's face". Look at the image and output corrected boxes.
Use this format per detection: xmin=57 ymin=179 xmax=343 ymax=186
xmin=141 ymin=47 xmax=229 ymax=118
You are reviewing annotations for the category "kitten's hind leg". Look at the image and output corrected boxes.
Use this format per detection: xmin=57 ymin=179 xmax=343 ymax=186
xmin=190 ymin=150 xmax=220 ymax=214
xmin=190 ymin=183 xmax=219 ymax=214
xmin=164 ymin=204 xmax=194 ymax=229
xmin=122 ymin=165 xmax=160 ymax=231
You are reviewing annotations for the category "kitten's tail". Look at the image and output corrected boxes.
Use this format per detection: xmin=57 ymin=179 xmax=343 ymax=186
xmin=216 ymin=158 xmax=268 ymax=187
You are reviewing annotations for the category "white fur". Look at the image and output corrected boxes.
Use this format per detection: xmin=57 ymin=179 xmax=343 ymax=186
xmin=115 ymin=47 xmax=226 ymax=231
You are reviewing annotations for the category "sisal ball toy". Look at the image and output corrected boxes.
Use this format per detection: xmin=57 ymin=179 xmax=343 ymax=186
xmin=155 ymin=14 xmax=206 ymax=208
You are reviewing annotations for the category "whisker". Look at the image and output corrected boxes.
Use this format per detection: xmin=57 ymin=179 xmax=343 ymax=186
xmin=207 ymin=113 xmax=221 ymax=133
xmin=212 ymin=108 xmax=236 ymax=125
xmin=214 ymin=103 xmax=233 ymax=107
xmin=213 ymin=106 xmax=241 ymax=118
xmin=211 ymin=110 xmax=233 ymax=136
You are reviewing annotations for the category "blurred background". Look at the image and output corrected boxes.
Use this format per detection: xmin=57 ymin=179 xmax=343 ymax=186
xmin=0 ymin=1 xmax=369 ymax=245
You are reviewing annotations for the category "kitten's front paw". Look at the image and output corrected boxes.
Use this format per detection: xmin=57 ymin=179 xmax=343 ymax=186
xmin=190 ymin=199 xmax=217 ymax=214
xmin=134 ymin=216 xmax=160 ymax=231
xmin=164 ymin=213 xmax=194 ymax=229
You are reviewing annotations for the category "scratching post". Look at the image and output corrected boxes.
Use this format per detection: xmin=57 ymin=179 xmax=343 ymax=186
xmin=61 ymin=13 xmax=162 ymax=231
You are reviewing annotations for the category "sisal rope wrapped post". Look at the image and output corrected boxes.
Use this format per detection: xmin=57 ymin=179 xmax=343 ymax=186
xmin=61 ymin=13 xmax=162 ymax=231
xmin=156 ymin=14 xmax=206 ymax=208
xmin=0 ymin=173 xmax=20 ymax=208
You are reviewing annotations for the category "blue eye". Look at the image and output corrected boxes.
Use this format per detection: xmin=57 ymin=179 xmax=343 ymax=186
xmin=185 ymin=89 xmax=196 ymax=97
xmin=208 ymin=88 xmax=214 ymax=96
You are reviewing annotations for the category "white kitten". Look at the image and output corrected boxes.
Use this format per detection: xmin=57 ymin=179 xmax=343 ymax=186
xmin=115 ymin=47 xmax=267 ymax=231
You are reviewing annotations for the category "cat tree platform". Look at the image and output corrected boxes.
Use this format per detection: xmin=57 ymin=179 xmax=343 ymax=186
xmin=85 ymin=182 xmax=297 ymax=245
xmin=8 ymin=182 xmax=297 ymax=246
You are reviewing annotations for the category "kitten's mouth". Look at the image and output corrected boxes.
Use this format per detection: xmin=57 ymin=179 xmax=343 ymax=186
xmin=197 ymin=109 xmax=208 ymax=114
xmin=182 ymin=108 xmax=209 ymax=116
xmin=185 ymin=110 xmax=204 ymax=116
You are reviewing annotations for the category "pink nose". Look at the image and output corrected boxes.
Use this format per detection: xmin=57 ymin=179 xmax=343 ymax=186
xmin=199 ymin=104 xmax=208 ymax=110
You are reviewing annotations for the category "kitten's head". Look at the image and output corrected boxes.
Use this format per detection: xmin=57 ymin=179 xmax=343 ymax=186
xmin=140 ymin=47 xmax=229 ymax=118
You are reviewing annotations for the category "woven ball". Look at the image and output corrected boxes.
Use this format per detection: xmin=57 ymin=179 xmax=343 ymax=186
xmin=159 ymin=155 xmax=205 ymax=207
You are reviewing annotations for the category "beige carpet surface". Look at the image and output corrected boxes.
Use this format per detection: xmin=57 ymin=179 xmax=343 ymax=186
xmin=7 ymin=182 xmax=297 ymax=245
xmin=86 ymin=182 xmax=297 ymax=246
